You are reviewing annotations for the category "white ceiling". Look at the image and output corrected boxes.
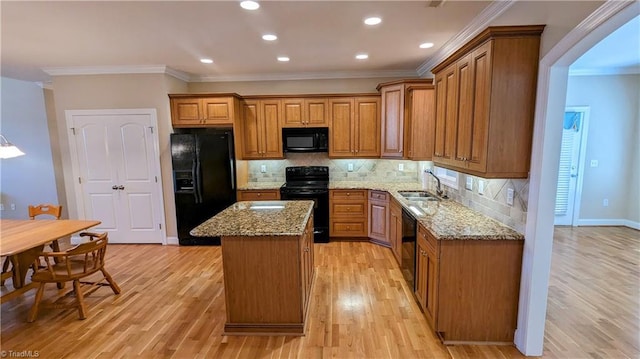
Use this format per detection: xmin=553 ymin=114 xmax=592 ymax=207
xmin=571 ymin=15 xmax=640 ymax=75
xmin=1 ymin=1 xmax=637 ymax=84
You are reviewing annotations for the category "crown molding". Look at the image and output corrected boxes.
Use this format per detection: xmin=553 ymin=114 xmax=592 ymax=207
xmin=192 ymin=69 xmax=419 ymax=83
xmin=416 ymin=0 xmax=516 ymax=76
xmin=569 ymin=65 xmax=640 ymax=76
xmin=42 ymin=65 xmax=192 ymax=82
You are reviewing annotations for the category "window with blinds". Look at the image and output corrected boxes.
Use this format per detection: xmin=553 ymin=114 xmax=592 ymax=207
xmin=555 ymin=111 xmax=582 ymax=215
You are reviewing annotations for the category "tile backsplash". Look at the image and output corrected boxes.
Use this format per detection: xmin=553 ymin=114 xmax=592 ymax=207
xmin=246 ymin=153 xmax=426 ymax=183
xmin=423 ymin=171 xmax=529 ymax=233
xmin=245 ymin=153 xmax=528 ymax=233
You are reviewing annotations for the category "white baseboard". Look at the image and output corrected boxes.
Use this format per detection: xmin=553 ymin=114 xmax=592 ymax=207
xmin=166 ymin=236 xmax=179 ymax=245
xmin=577 ymin=218 xmax=640 ymax=230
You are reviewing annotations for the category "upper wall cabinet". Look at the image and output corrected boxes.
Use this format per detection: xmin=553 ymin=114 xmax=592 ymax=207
xmin=431 ymin=25 xmax=545 ymax=178
xmin=169 ymin=94 xmax=240 ymax=128
xmin=328 ymin=96 xmax=381 ymax=158
xmin=281 ymin=98 xmax=328 ymax=128
xmin=238 ymin=99 xmax=283 ymax=159
xmin=377 ymin=79 xmax=435 ymax=160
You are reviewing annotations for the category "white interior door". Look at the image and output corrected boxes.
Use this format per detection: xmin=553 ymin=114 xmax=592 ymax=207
xmin=554 ymin=107 xmax=589 ymax=226
xmin=67 ymin=109 xmax=165 ymax=244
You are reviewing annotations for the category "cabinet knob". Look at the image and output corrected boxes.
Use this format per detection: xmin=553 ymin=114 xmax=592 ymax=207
xmin=257 ymin=193 xmax=261 ymax=197
xmin=346 ymin=192 xmax=350 ymax=196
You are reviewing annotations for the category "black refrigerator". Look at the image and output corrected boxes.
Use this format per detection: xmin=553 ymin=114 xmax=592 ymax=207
xmin=171 ymin=129 xmax=236 ymax=245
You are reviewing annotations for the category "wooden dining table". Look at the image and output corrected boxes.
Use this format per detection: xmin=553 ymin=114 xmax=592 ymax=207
xmin=0 ymin=219 xmax=101 ymax=297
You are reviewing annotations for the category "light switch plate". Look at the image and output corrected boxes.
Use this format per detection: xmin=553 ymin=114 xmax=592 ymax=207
xmin=347 ymin=163 xmax=354 ymax=172
xmin=478 ymin=180 xmax=485 ymax=195
xmin=507 ymin=188 xmax=514 ymax=206
xmin=590 ymin=160 xmax=598 ymax=167
xmin=465 ymin=177 xmax=473 ymax=190
xmin=398 ymin=163 xmax=404 ymax=171
xmin=260 ymin=165 xmax=267 ymax=173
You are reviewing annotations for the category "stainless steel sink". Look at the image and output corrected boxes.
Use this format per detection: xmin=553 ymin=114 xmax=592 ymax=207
xmin=398 ymin=191 xmax=439 ymax=201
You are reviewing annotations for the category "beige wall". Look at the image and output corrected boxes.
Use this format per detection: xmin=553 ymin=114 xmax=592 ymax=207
xmin=50 ymin=73 xmax=187 ymax=237
xmin=490 ymin=0 xmax=604 ymax=59
xmin=187 ymin=77 xmax=404 ymax=96
xmin=566 ymin=74 xmax=640 ymax=224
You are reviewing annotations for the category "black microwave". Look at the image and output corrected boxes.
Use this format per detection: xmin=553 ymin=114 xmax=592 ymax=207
xmin=282 ymin=127 xmax=328 ymax=153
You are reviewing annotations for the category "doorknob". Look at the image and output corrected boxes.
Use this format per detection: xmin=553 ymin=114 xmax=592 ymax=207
xmin=118 ymin=185 xmax=125 ymax=190
xmin=112 ymin=185 xmax=118 ymax=190
xmin=570 ymin=174 xmax=577 ymax=178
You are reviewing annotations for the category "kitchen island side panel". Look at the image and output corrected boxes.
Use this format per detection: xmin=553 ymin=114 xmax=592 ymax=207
xmin=221 ymin=235 xmax=304 ymax=332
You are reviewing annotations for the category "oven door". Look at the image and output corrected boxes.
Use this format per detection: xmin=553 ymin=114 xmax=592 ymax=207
xmin=280 ymin=189 xmax=329 ymax=243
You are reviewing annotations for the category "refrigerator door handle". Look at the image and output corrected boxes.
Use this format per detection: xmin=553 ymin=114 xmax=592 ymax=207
xmin=192 ymin=159 xmax=200 ymax=203
xmin=229 ymin=158 xmax=235 ymax=191
xmin=195 ymin=158 xmax=204 ymax=204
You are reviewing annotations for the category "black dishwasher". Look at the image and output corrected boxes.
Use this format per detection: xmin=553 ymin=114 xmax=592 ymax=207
xmin=401 ymin=208 xmax=417 ymax=291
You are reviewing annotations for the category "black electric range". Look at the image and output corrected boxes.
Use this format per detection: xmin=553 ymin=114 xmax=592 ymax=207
xmin=280 ymin=166 xmax=329 ymax=243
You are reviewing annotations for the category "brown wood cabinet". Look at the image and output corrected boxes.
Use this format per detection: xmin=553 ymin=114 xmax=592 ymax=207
xmin=236 ymin=189 xmax=280 ymax=201
xmin=221 ymin=214 xmax=314 ymax=335
xmin=329 ymin=189 xmax=368 ymax=237
xmin=281 ymin=98 xmax=328 ymax=127
xmin=431 ymin=25 xmax=544 ymax=178
xmin=415 ymin=222 xmax=524 ymax=344
xmin=389 ymin=196 xmax=403 ymax=265
xmin=169 ymin=95 xmax=239 ymax=127
xmin=238 ymin=99 xmax=283 ymax=159
xmin=368 ymin=190 xmax=390 ymax=246
xmin=377 ymin=80 xmax=435 ymax=160
xmin=328 ymin=96 xmax=381 ymax=158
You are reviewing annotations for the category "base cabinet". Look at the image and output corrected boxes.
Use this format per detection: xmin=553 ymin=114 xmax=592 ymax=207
xmin=329 ymin=189 xmax=368 ymax=237
xmin=415 ymin=223 xmax=523 ymax=343
xmin=237 ymin=189 xmax=280 ymax=201
xmin=389 ymin=197 xmax=403 ymax=265
xmin=368 ymin=190 xmax=390 ymax=246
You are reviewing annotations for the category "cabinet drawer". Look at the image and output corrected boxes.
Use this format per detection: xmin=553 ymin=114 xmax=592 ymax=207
xmin=331 ymin=220 xmax=367 ymax=237
xmin=330 ymin=189 xmax=367 ymax=201
xmin=237 ymin=190 xmax=280 ymax=201
xmin=369 ymin=190 xmax=388 ymax=201
xmin=331 ymin=203 xmax=366 ymax=217
xmin=418 ymin=224 xmax=438 ymax=253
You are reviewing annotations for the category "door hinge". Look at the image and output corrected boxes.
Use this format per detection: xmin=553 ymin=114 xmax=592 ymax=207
xmin=158 ymin=223 xmax=162 ymax=230
xmin=78 ymin=177 xmax=82 ymax=184
xmin=71 ymin=128 xmax=76 ymax=135
xmin=155 ymin=176 xmax=158 ymax=183
xmin=149 ymin=126 xmax=154 ymax=134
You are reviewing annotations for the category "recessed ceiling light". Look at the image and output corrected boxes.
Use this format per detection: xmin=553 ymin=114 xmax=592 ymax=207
xmin=262 ymin=34 xmax=278 ymax=41
xmin=277 ymin=56 xmax=290 ymax=62
xmin=200 ymin=58 xmax=213 ymax=64
xmin=419 ymin=42 xmax=435 ymax=49
xmin=364 ymin=17 xmax=382 ymax=26
xmin=240 ymin=1 xmax=259 ymax=10
xmin=355 ymin=54 xmax=369 ymax=60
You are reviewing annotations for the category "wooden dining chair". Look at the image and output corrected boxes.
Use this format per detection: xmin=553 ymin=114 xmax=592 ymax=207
xmin=0 ymin=204 xmax=63 ymax=286
xmin=27 ymin=232 xmax=121 ymax=322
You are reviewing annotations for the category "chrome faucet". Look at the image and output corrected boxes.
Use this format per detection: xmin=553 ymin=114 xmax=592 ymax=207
xmin=425 ymin=169 xmax=447 ymax=198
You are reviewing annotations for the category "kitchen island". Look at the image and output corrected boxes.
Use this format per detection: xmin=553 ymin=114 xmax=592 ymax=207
xmin=191 ymin=200 xmax=315 ymax=336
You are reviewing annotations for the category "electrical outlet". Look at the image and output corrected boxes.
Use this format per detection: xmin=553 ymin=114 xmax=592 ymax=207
xmin=260 ymin=165 xmax=267 ymax=173
xmin=603 ymin=198 xmax=609 ymax=207
xmin=465 ymin=177 xmax=473 ymax=190
xmin=590 ymin=160 xmax=599 ymax=167
xmin=398 ymin=163 xmax=404 ymax=171
xmin=507 ymin=188 xmax=515 ymax=206
xmin=0 ymin=203 xmax=4 ymax=211
xmin=478 ymin=180 xmax=485 ymax=195
xmin=347 ymin=163 xmax=354 ymax=172
xmin=10 ymin=203 xmax=16 ymax=211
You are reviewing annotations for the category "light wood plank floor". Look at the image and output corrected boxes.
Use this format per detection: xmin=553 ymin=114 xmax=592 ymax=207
xmin=1 ymin=226 xmax=637 ymax=358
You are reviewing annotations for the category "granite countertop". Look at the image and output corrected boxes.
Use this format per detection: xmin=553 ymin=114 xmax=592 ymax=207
xmin=329 ymin=181 xmax=523 ymax=241
xmin=190 ymin=200 xmax=313 ymax=237
xmin=237 ymin=182 xmax=284 ymax=190
xmin=237 ymin=181 xmax=524 ymax=241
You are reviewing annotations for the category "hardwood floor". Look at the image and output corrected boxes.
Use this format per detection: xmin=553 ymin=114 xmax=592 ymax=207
xmin=543 ymin=226 xmax=639 ymax=359
xmin=1 ymin=226 xmax=637 ymax=358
